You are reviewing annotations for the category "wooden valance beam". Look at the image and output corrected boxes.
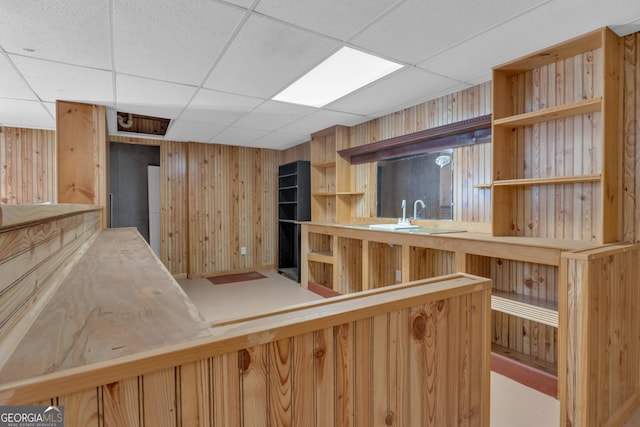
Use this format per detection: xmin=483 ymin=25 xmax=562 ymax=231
xmin=339 ymin=114 xmax=492 ymax=164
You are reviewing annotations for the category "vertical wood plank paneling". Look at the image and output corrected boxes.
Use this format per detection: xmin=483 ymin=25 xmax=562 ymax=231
xmin=335 ymin=323 xmax=354 ymax=427
xmin=269 ymin=338 xmax=292 ymax=427
xmin=142 ymin=368 xmax=177 ymax=427
xmin=102 ymin=378 xmax=141 ymax=427
xmin=213 ymin=352 xmax=241 ymax=427
xmin=315 ymin=327 xmax=335 ymax=426
xmin=0 ymin=127 xmax=57 ymax=204
xmin=241 ymin=345 xmax=269 ymax=427
xmin=58 ymin=388 xmax=100 ymax=427
xmin=180 ymin=360 xmax=211 ymax=427
xmin=188 ymin=143 xmax=278 ymax=277
xmin=371 ymin=314 xmax=389 ymax=426
xmin=292 ymin=332 xmax=315 ymax=426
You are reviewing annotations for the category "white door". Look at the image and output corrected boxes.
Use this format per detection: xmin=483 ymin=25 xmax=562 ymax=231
xmin=148 ymin=165 xmax=161 ymax=257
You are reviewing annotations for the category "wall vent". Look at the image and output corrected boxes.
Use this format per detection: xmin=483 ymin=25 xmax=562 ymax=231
xmin=116 ymin=112 xmax=170 ymax=136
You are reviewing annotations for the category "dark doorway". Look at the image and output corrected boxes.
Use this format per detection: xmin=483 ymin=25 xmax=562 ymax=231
xmin=109 ymin=142 xmax=160 ymax=244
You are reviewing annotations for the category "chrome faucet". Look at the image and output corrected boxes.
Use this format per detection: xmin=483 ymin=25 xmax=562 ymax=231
xmin=398 ymin=199 xmax=409 ymax=224
xmin=414 ymin=199 xmax=425 ymax=219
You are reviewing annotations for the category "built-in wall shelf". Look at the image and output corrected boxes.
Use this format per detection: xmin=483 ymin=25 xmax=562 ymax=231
xmin=493 ymin=98 xmax=602 ymax=128
xmin=312 ymin=191 xmax=336 ymax=197
xmin=312 ymin=160 xmax=336 ymax=168
xmin=307 ymin=251 xmax=334 ymax=264
xmin=493 ymin=174 xmax=601 ymax=187
xmin=336 ymin=191 xmax=365 ymax=196
xmin=491 ymin=290 xmax=558 ymax=328
xmin=474 ymin=183 xmax=492 ymax=189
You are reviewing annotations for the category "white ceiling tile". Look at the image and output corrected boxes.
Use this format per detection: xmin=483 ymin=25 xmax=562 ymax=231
xmin=328 ymin=67 xmax=462 ymax=116
xmin=278 ymin=109 xmax=365 ymax=135
xmin=351 ymin=0 xmax=549 ymax=64
xmin=116 ymin=74 xmax=196 ymax=118
xmin=112 ymin=0 xmax=245 ymax=85
xmin=0 ymin=99 xmax=54 ymax=129
xmin=223 ymin=0 xmax=254 ymax=8
xmin=249 ymin=131 xmax=309 ymax=150
xmin=181 ymin=89 xmax=263 ymax=125
xmin=209 ymin=126 xmax=270 ymax=147
xmin=10 ymin=55 xmax=113 ymax=104
xmin=419 ymin=0 xmax=640 ymax=83
xmin=204 ymin=15 xmax=339 ymax=98
xmin=0 ymin=0 xmax=111 ymax=69
xmin=0 ymin=54 xmax=37 ymax=100
xmin=232 ymin=100 xmax=316 ymax=131
xmin=255 ymin=0 xmax=401 ymax=40
xmin=164 ymin=119 xmax=226 ymax=143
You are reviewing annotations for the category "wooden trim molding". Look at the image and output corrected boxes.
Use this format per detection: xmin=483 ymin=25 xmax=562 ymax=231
xmin=338 ymin=114 xmax=492 ymax=164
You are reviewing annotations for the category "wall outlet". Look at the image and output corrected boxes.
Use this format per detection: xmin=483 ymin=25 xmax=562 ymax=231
xmin=395 ymin=270 xmax=402 ymax=282
xmin=240 ymin=246 xmax=247 ymax=255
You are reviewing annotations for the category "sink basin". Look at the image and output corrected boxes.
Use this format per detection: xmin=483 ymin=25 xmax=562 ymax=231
xmin=368 ymin=223 xmax=419 ymax=230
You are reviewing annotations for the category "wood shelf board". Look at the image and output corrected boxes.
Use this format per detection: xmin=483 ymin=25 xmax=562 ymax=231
xmin=491 ymin=290 xmax=558 ymax=328
xmin=311 ymin=160 xmax=336 ymax=168
xmin=279 ymin=185 xmax=298 ymax=191
xmin=493 ymin=174 xmax=601 ymax=187
xmin=312 ymin=191 xmax=336 ymax=197
xmin=473 ymin=184 xmax=492 ymax=189
xmin=308 ymin=251 xmax=334 ymax=264
xmin=493 ymin=98 xmax=601 ymax=127
xmin=336 ymin=191 xmax=365 ymax=196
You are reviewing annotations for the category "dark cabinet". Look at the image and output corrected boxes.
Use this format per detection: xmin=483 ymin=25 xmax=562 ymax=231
xmin=278 ymin=161 xmax=310 ymax=282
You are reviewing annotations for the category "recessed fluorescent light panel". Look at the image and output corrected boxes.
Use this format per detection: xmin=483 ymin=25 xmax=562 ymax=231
xmin=273 ymin=47 xmax=403 ymax=107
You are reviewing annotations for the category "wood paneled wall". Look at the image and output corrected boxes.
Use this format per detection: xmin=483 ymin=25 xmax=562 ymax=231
xmin=279 ymin=141 xmax=310 ymax=165
xmin=623 ymin=33 xmax=640 ymax=243
xmin=188 ymin=143 xmax=278 ymax=277
xmin=349 ymin=82 xmax=492 ymax=225
xmin=3 ymin=274 xmax=491 ymax=427
xmin=0 ymin=127 xmax=56 ymax=204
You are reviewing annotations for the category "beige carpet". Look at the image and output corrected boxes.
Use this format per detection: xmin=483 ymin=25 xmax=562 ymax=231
xmin=178 ymin=269 xmax=322 ymax=324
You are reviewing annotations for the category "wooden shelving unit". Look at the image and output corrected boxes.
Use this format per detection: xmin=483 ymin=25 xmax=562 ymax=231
xmin=491 ymin=27 xmax=622 ymax=243
xmin=310 ymin=125 xmax=362 ymax=224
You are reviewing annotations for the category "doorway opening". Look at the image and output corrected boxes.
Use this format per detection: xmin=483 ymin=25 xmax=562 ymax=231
xmin=109 ymin=142 xmax=160 ymax=255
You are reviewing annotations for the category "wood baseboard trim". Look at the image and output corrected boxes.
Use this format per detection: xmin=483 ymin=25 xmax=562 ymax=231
xmin=491 ymin=350 xmax=558 ymax=398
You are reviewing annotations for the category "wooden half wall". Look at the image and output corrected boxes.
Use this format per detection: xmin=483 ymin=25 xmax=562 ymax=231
xmin=0 ymin=273 xmax=492 ymax=427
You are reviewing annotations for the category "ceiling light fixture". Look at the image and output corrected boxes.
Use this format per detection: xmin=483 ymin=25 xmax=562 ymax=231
xmin=273 ymin=47 xmax=403 ymax=108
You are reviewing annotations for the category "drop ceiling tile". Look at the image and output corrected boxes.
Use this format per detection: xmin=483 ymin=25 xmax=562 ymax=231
xmin=10 ymin=55 xmax=113 ymax=104
xmin=328 ymin=67 xmax=463 ymax=116
xmin=180 ymin=88 xmax=263 ymax=126
xmin=116 ymin=74 xmax=196 ymax=119
xmin=419 ymin=0 xmax=640 ymax=83
xmin=0 ymin=54 xmax=37 ymax=100
xmin=112 ymin=0 xmax=245 ymax=85
xmin=255 ymin=0 xmax=400 ymax=40
xmin=0 ymin=0 xmax=111 ymax=69
xmin=232 ymin=100 xmax=316 ymax=131
xmin=209 ymin=126 xmax=270 ymax=147
xmin=249 ymin=131 xmax=309 ymax=150
xmin=278 ymin=109 xmax=365 ymax=135
xmin=204 ymin=14 xmax=339 ymax=98
xmin=164 ymin=119 xmax=226 ymax=143
xmin=223 ymin=0 xmax=254 ymax=8
xmin=351 ymin=0 xmax=549 ymax=64
xmin=0 ymin=99 xmax=54 ymax=129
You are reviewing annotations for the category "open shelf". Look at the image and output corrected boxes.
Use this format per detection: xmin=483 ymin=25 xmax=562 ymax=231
xmin=307 ymin=251 xmax=334 ymax=264
xmin=491 ymin=290 xmax=558 ymax=328
xmin=336 ymin=191 xmax=365 ymax=196
xmin=493 ymin=174 xmax=601 ymax=187
xmin=312 ymin=160 xmax=337 ymax=168
xmin=493 ymin=98 xmax=601 ymax=127
xmin=312 ymin=191 xmax=336 ymax=197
